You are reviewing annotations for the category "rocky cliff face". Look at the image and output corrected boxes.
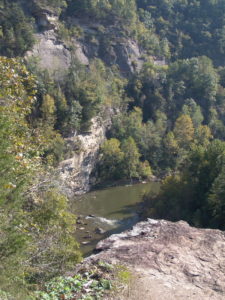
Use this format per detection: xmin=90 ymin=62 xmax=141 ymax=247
xmin=25 ymin=7 xmax=147 ymax=194
xmin=82 ymin=219 xmax=225 ymax=299
xmin=27 ymin=7 xmax=145 ymax=78
xmin=27 ymin=29 xmax=72 ymax=79
xmin=26 ymin=8 xmax=72 ymax=78
xmin=69 ymin=16 xmax=145 ymax=75
xmin=58 ymin=117 xmax=109 ymax=196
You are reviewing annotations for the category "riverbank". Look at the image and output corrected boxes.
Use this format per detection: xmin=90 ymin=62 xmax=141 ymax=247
xmin=72 ymin=182 xmax=160 ymax=256
xmin=92 ymin=176 xmax=160 ymax=191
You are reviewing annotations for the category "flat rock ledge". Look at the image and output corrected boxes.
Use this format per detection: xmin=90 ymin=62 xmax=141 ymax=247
xmin=83 ymin=219 xmax=225 ymax=299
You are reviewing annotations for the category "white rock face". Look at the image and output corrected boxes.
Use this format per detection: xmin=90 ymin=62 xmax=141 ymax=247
xmin=74 ymin=42 xmax=89 ymax=65
xmin=27 ymin=30 xmax=72 ymax=78
xmin=27 ymin=31 xmax=90 ymax=80
xmin=58 ymin=117 xmax=109 ymax=196
xmin=27 ymin=12 xmax=147 ymax=78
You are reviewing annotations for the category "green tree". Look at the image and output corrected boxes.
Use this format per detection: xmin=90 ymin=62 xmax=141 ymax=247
xmin=138 ymin=160 xmax=152 ymax=179
xmin=0 ymin=57 xmax=81 ymax=296
xmin=0 ymin=2 xmax=34 ymax=57
xmin=121 ymin=137 xmax=141 ymax=180
xmin=173 ymin=114 xmax=194 ymax=148
xmin=143 ymin=139 xmax=225 ymax=228
xmin=182 ymin=98 xmax=204 ymax=128
xmin=99 ymin=138 xmax=124 ymax=180
xmin=28 ymin=189 xmax=81 ymax=280
xmin=0 ymin=57 xmax=38 ymax=206
xmin=41 ymin=94 xmax=56 ymax=126
xmin=195 ymin=125 xmax=212 ymax=146
xmin=163 ymin=131 xmax=179 ymax=169
xmin=208 ymin=166 xmax=225 ymax=229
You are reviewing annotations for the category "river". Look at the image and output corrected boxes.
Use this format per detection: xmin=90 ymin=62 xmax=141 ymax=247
xmin=71 ymin=182 xmax=160 ymax=256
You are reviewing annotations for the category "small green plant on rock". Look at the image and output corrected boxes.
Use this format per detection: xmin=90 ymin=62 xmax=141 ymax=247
xmin=35 ymin=268 xmax=112 ymax=300
xmin=117 ymin=266 xmax=132 ymax=285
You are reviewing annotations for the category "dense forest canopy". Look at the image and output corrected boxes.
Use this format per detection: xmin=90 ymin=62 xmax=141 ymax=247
xmin=2 ymin=0 xmax=225 ymax=62
xmin=137 ymin=0 xmax=225 ymax=63
xmin=1 ymin=0 xmax=225 ymax=298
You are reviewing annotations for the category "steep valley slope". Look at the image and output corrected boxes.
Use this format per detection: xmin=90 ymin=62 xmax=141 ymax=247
xmin=27 ymin=6 xmax=225 ymax=299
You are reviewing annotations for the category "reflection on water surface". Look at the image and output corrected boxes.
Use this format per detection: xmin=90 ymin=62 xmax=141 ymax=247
xmin=71 ymin=182 xmax=160 ymax=256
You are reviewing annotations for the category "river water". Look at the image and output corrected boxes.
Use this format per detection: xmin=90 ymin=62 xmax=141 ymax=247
xmin=71 ymin=182 xmax=160 ymax=256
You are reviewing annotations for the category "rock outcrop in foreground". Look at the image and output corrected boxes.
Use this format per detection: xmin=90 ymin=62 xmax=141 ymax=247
xmin=86 ymin=219 xmax=225 ymax=299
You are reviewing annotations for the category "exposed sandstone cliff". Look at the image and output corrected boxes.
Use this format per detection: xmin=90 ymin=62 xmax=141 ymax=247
xmin=27 ymin=30 xmax=72 ymax=79
xmin=58 ymin=117 xmax=109 ymax=196
xmin=26 ymin=6 xmax=145 ymax=77
xmin=81 ymin=219 xmax=225 ymax=299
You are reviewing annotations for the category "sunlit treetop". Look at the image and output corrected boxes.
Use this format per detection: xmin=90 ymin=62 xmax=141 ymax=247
xmin=0 ymin=57 xmax=37 ymax=115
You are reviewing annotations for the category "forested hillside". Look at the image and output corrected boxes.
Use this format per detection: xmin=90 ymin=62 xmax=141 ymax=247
xmin=1 ymin=0 xmax=225 ymax=298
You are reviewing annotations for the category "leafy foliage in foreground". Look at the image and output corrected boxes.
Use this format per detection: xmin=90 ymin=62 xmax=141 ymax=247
xmin=0 ymin=57 xmax=81 ymax=298
xmin=36 ymin=274 xmax=111 ymax=300
xmin=36 ymin=262 xmax=113 ymax=300
xmin=36 ymin=261 xmax=132 ymax=300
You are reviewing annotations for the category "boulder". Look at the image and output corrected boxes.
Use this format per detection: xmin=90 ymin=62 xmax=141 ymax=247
xmin=84 ymin=219 xmax=225 ymax=299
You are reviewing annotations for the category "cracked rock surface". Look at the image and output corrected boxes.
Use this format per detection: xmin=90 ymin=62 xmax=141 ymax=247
xmin=86 ymin=219 xmax=225 ymax=299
